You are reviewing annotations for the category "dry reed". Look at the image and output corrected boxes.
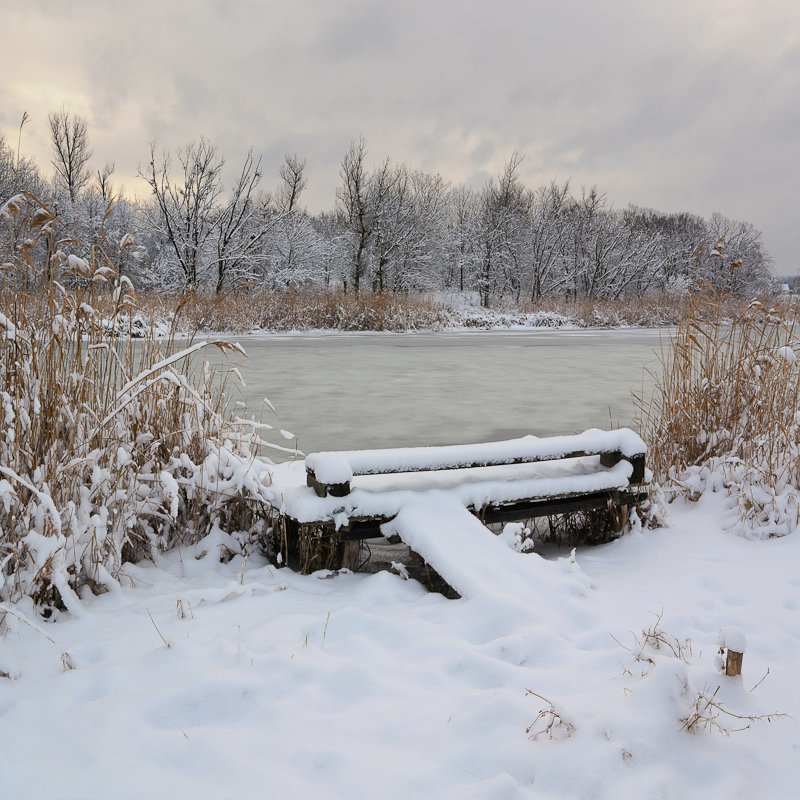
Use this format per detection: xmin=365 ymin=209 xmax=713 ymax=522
xmin=638 ymin=274 xmax=800 ymax=537
xmin=514 ymin=294 xmax=694 ymax=327
xmin=0 ymin=193 xmax=282 ymax=615
xmin=150 ymin=288 xmax=452 ymax=334
xmin=131 ymin=289 xmax=708 ymax=334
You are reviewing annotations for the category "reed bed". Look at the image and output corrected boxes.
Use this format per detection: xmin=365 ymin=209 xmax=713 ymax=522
xmin=515 ymin=295 xmax=693 ymax=327
xmin=639 ymin=280 xmax=800 ymax=537
xmin=149 ymin=289 xmax=453 ymax=334
xmin=0 ymin=193 xmax=284 ymax=614
xmin=136 ymin=289 xmax=710 ymax=334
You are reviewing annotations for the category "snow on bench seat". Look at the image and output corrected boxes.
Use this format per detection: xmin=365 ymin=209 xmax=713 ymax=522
xmin=307 ymin=428 xmax=644 ymax=477
xmin=266 ymin=431 xmax=648 ymax=582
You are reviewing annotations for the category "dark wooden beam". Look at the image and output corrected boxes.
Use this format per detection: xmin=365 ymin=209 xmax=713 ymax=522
xmin=307 ymin=449 xmax=647 ymax=498
xmin=323 ymin=489 xmax=647 ymax=541
xmin=306 ymin=469 xmax=351 ymax=498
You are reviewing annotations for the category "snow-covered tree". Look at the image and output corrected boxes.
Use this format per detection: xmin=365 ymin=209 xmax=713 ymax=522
xmin=138 ymin=139 xmax=223 ymax=288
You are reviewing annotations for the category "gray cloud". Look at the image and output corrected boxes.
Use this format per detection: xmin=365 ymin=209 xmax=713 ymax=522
xmin=2 ymin=0 xmax=798 ymax=270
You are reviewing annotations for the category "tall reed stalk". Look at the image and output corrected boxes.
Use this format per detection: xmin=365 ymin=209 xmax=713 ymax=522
xmin=639 ymin=275 xmax=800 ymax=537
xmin=0 ymin=193 xmax=284 ymax=614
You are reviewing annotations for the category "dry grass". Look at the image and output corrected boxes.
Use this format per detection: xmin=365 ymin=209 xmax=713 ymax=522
xmin=637 ymin=277 xmax=800 ymax=536
xmin=524 ymin=690 xmax=576 ymax=741
xmin=134 ymin=290 xmax=711 ymax=334
xmin=513 ymin=294 xmax=695 ymax=327
xmin=613 ymin=610 xmax=789 ymax=737
xmin=681 ymin=685 xmax=790 ymax=736
xmin=142 ymin=288 xmax=453 ymax=334
xmin=613 ymin=609 xmax=694 ymax=678
xmin=0 ymin=193 xmax=280 ymax=614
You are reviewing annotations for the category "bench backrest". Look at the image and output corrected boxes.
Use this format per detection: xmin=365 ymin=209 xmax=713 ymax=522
xmin=305 ymin=429 xmax=646 ymax=497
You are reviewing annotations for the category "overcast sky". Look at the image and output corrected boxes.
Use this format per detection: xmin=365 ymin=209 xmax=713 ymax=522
xmin=2 ymin=0 xmax=798 ymax=273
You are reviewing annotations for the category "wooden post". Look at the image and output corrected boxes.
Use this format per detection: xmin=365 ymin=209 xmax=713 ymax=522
xmin=725 ymin=649 xmax=744 ymax=677
xmin=340 ymin=539 xmax=361 ymax=571
xmin=609 ymin=498 xmax=629 ymax=533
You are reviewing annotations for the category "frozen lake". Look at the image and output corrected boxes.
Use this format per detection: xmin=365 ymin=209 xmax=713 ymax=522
xmin=215 ymin=329 xmax=671 ymax=457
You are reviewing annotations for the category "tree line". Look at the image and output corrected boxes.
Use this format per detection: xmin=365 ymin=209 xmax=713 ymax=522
xmin=1 ymin=112 xmax=773 ymax=304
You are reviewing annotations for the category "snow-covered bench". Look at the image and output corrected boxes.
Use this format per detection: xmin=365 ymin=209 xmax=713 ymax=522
xmin=305 ymin=429 xmax=646 ymax=499
xmin=271 ymin=428 xmax=647 ymax=580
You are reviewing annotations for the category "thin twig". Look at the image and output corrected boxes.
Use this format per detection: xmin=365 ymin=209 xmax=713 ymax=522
xmin=146 ymin=608 xmax=170 ymax=648
xmin=749 ymin=667 xmax=770 ymax=693
xmin=322 ymin=611 xmax=331 ymax=648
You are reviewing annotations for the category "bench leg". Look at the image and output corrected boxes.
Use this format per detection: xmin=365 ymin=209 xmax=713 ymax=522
xmin=406 ymin=548 xmax=460 ymax=599
xmin=610 ymin=501 xmax=630 ymax=534
xmin=274 ymin=515 xmax=299 ymax=568
xmin=339 ymin=539 xmax=361 ymax=571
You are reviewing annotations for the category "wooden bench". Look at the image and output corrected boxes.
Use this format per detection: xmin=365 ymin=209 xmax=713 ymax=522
xmin=271 ymin=429 xmax=647 ymax=581
xmin=278 ymin=429 xmax=648 ymax=564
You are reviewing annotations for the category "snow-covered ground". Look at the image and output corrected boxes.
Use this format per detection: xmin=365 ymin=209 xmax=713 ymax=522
xmin=1 ymin=490 xmax=797 ymax=799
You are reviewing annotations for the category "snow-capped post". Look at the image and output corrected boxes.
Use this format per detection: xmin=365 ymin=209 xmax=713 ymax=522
xmin=718 ymin=626 xmax=746 ymax=677
xmin=305 ymin=454 xmax=354 ymax=497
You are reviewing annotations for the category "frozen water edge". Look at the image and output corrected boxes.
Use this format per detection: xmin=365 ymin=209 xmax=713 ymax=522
xmin=0 ymin=491 xmax=798 ymax=799
xmin=174 ymin=324 xmax=677 ymax=341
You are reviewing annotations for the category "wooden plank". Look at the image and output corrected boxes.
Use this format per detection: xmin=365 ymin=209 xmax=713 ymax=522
xmin=479 ymin=491 xmax=620 ymax=525
xmin=340 ymin=539 xmax=362 ymax=571
xmin=324 ymin=488 xmax=647 ymax=541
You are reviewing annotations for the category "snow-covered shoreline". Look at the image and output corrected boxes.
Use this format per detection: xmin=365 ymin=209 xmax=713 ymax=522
xmin=171 ymin=320 xmax=676 ymax=342
xmin=1 ymin=490 xmax=796 ymax=799
xmin=157 ymin=291 xmax=688 ymax=338
xmin=173 ymin=312 xmax=671 ymax=339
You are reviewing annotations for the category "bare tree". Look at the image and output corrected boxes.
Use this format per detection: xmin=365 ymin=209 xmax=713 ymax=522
xmin=95 ymin=160 xmax=115 ymax=202
xmin=0 ymin=130 xmax=44 ymax=200
xmin=527 ymin=180 xmax=571 ymax=299
xmin=399 ymin=170 xmax=449 ymax=291
xmin=445 ymin=185 xmax=477 ymax=292
xmin=277 ymin=153 xmax=307 ymax=213
xmin=337 ymin=137 xmax=371 ymax=295
xmin=269 ymin=212 xmax=325 ymax=289
xmin=704 ymin=214 xmax=772 ymax=295
xmin=475 ymin=153 xmax=529 ymax=306
xmin=48 ymin=109 xmax=93 ymax=202
xmin=369 ymin=158 xmax=405 ymax=293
